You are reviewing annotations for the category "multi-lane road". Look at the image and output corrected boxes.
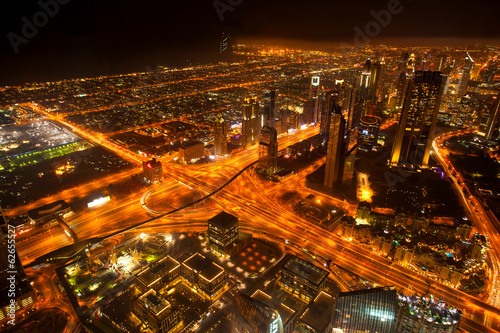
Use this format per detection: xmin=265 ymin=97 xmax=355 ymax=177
xmin=13 ymin=119 xmax=500 ymax=333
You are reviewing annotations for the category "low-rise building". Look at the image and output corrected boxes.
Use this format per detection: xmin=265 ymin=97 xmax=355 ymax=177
xmin=296 ymin=291 xmax=334 ymax=333
xmin=143 ymin=158 xmax=163 ymax=183
xmin=279 ymin=256 xmax=329 ymax=302
xmin=27 ymin=200 xmax=71 ymax=225
xmin=134 ymin=289 xmax=180 ymax=333
xmin=179 ymin=141 xmax=204 ymax=164
xmin=136 ymin=256 xmax=181 ymax=292
xmin=181 ymin=253 xmax=226 ymax=299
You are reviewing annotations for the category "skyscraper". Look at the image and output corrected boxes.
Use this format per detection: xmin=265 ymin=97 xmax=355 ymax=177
xmin=368 ymin=60 xmax=384 ymax=109
xmin=324 ymin=105 xmax=346 ymax=192
xmin=220 ymin=32 xmax=233 ymax=62
xmin=457 ymin=53 xmax=474 ymax=101
xmin=258 ymin=125 xmax=278 ymax=173
xmin=264 ymin=88 xmax=276 ymax=128
xmin=394 ymin=52 xmax=411 ymax=113
xmin=395 ymin=72 xmax=409 ymax=113
xmin=214 ymin=112 xmax=227 ymax=156
xmin=485 ymin=91 xmax=500 ymax=140
xmin=437 ymin=54 xmax=448 ymax=72
xmin=320 ymin=90 xmax=341 ymax=139
xmin=310 ymin=75 xmax=321 ymax=99
xmin=242 ymin=96 xmax=262 ymax=149
xmin=397 ymin=52 xmax=409 ymax=75
xmin=390 ymin=71 xmax=444 ymax=168
xmin=302 ymin=100 xmax=315 ymax=125
xmin=358 ymin=59 xmax=372 ymax=117
xmin=331 ymin=286 xmax=397 ymax=333
xmin=310 ymin=76 xmax=321 ymax=123
xmin=441 ymin=61 xmax=454 ymax=95
xmin=343 ymin=84 xmax=359 ymax=131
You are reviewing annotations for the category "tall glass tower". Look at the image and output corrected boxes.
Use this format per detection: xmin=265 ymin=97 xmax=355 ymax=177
xmin=214 ymin=112 xmax=227 ymax=156
xmin=390 ymin=71 xmax=444 ymax=168
xmin=332 ymin=286 xmax=397 ymax=333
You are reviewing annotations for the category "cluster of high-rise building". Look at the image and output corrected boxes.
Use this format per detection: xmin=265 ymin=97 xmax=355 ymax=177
xmin=213 ymin=87 xmax=282 ymax=174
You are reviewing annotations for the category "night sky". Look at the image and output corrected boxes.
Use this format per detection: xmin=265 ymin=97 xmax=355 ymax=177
xmin=1 ymin=0 xmax=499 ymax=85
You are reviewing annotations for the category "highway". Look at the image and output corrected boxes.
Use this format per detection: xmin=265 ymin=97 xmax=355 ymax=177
xmin=13 ymin=121 xmax=500 ymax=332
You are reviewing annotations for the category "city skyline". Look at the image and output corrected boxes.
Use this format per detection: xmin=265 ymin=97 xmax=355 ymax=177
xmin=1 ymin=0 xmax=500 ymax=84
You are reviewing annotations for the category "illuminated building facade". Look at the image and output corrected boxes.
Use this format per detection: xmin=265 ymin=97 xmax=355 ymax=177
xmin=320 ymin=90 xmax=341 ymax=139
xmin=302 ymin=100 xmax=315 ymax=125
xmin=310 ymin=76 xmax=321 ymax=123
xmin=214 ymin=112 xmax=228 ymax=156
xmin=331 ymin=286 xmax=397 ymax=333
xmin=324 ymin=103 xmax=348 ymax=192
xmin=242 ymin=96 xmax=263 ymax=148
xmin=394 ymin=52 xmax=411 ymax=112
xmin=297 ymin=291 xmax=334 ymax=333
xmin=394 ymin=294 xmax=461 ymax=333
xmin=279 ymin=256 xmax=328 ymax=302
xmin=358 ymin=116 xmax=381 ymax=151
xmin=357 ymin=59 xmax=373 ymax=117
xmin=234 ymin=292 xmax=285 ymax=333
xmin=136 ymin=256 xmax=181 ymax=292
xmin=368 ymin=59 xmax=384 ymax=109
xmin=483 ymin=91 xmax=500 ymax=140
xmin=143 ymin=158 xmax=163 ymax=183
xmin=258 ymin=125 xmax=279 ymax=173
xmin=181 ymin=253 xmax=226 ymax=299
xmin=220 ymin=32 xmax=232 ymax=62
xmin=390 ymin=71 xmax=444 ymax=168
xmin=208 ymin=211 xmax=239 ymax=256
xmin=264 ymin=88 xmax=276 ymax=127
xmin=27 ymin=200 xmax=71 ymax=226
xmin=134 ymin=289 xmax=180 ymax=333
xmin=342 ymin=84 xmax=359 ymax=131
xmin=179 ymin=141 xmax=204 ymax=164
xmin=456 ymin=53 xmax=474 ymax=101
xmin=310 ymin=76 xmax=321 ymax=99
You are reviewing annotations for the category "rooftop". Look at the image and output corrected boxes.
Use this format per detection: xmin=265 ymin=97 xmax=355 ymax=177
xmin=140 ymin=289 xmax=172 ymax=317
xmin=27 ymin=200 xmax=70 ymax=220
xmin=251 ymin=289 xmax=296 ymax=325
xmin=209 ymin=211 xmax=238 ymax=229
xmin=137 ymin=256 xmax=180 ymax=287
xmin=182 ymin=252 xmax=225 ymax=281
xmin=338 ymin=286 xmax=396 ymax=298
xmin=299 ymin=291 xmax=334 ymax=332
xmin=282 ymin=256 xmax=328 ymax=285
xmin=180 ymin=141 xmax=204 ymax=149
